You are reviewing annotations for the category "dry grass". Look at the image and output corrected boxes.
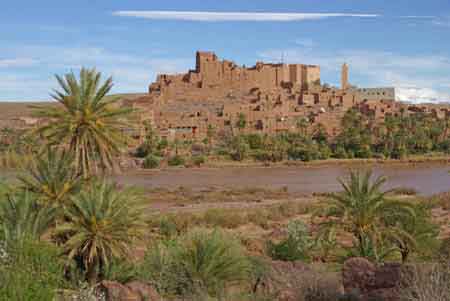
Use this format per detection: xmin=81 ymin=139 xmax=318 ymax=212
xmin=146 ymin=186 xmax=292 ymax=206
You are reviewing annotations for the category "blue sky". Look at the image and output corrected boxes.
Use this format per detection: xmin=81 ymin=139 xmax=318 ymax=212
xmin=1 ymin=0 xmax=450 ymax=103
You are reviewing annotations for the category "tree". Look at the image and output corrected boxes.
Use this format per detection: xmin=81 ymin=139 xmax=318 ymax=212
xmin=33 ymin=68 xmax=133 ymax=178
xmin=384 ymin=203 xmax=440 ymax=262
xmin=236 ymin=113 xmax=247 ymax=132
xmin=296 ymin=117 xmax=309 ymax=138
xmin=229 ymin=135 xmax=249 ymax=161
xmin=206 ymin=124 xmax=216 ymax=154
xmin=316 ymin=170 xmax=415 ymax=259
xmin=18 ymin=148 xmax=83 ymax=209
xmin=56 ymin=181 xmax=146 ymax=284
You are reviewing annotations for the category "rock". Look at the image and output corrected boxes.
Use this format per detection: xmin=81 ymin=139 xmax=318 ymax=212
xmin=373 ymin=262 xmax=403 ymax=289
xmin=99 ymin=281 xmax=140 ymax=301
xmin=126 ymin=281 xmax=160 ymax=301
xmin=342 ymin=257 xmax=413 ymax=301
xmin=342 ymin=257 xmax=376 ymax=295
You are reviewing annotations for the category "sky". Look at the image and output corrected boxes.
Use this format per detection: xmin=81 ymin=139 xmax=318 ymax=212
xmin=1 ymin=0 xmax=450 ymax=103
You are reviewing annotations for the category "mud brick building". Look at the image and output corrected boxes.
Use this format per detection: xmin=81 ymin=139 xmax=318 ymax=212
xmin=119 ymin=51 xmax=449 ymax=142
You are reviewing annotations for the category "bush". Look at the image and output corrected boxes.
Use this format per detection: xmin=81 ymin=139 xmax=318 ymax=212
xmin=0 ymin=239 xmax=65 ymax=301
xmin=192 ymin=155 xmax=206 ymax=167
xmin=168 ymin=155 xmax=186 ymax=166
xmin=143 ymin=154 xmax=160 ymax=169
xmin=141 ymin=229 xmax=251 ymax=298
xmin=333 ymin=145 xmax=348 ymax=159
xmin=245 ymin=134 xmax=264 ymax=150
xmin=101 ymin=258 xmax=138 ymax=283
xmin=135 ymin=142 xmax=152 ymax=158
xmin=252 ymin=149 xmax=272 ymax=162
xmin=267 ymin=220 xmax=313 ymax=262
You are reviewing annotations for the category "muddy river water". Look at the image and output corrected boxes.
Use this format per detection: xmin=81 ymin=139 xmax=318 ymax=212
xmin=114 ymin=163 xmax=450 ymax=196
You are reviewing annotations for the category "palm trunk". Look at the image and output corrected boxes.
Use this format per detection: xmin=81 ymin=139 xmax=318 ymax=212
xmin=87 ymin=258 xmax=98 ymax=285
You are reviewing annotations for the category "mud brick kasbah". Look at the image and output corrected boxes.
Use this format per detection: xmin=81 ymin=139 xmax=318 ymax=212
xmin=4 ymin=51 xmax=448 ymax=140
xmin=122 ymin=51 xmax=450 ymax=142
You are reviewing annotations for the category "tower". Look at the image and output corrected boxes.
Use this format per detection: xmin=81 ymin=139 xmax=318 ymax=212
xmin=341 ymin=63 xmax=349 ymax=90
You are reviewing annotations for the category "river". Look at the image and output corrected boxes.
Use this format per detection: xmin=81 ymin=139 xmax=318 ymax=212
xmin=114 ymin=163 xmax=450 ymax=196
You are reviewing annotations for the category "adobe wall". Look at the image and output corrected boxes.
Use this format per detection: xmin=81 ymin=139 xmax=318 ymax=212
xmin=123 ymin=51 xmax=449 ymax=142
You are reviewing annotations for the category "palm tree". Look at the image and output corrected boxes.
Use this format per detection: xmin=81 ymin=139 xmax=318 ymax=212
xmin=18 ymin=148 xmax=83 ymax=209
xmin=235 ymin=113 xmax=247 ymax=132
xmin=0 ymin=191 xmax=56 ymax=246
xmin=296 ymin=117 xmax=309 ymax=137
xmin=33 ymin=68 xmax=133 ymax=178
xmin=56 ymin=181 xmax=146 ymax=284
xmin=384 ymin=204 xmax=439 ymax=263
xmin=206 ymin=124 xmax=216 ymax=154
xmin=316 ymin=170 xmax=415 ymax=258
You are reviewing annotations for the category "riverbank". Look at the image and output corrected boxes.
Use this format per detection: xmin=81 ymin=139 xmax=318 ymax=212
xmin=201 ymin=155 xmax=450 ymax=169
xmin=116 ymin=161 xmax=450 ymax=196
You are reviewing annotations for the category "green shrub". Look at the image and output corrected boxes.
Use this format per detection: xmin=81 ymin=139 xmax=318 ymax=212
xmin=192 ymin=155 xmax=206 ymax=167
xmin=245 ymin=134 xmax=264 ymax=150
xmin=158 ymin=216 xmax=179 ymax=238
xmin=141 ymin=229 xmax=251 ymax=298
xmin=267 ymin=220 xmax=313 ymax=262
xmin=333 ymin=145 xmax=348 ymax=159
xmin=0 ymin=239 xmax=65 ymax=301
xmin=168 ymin=155 xmax=186 ymax=166
xmin=252 ymin=149 xmax=272 ymax=162
xmin=135 ymin=142 xmax=152 ymax=158
xmin=101 ymin=258 xmax=139 ymax=283
xmin=143 ymin=154 xmax=160 ymax=169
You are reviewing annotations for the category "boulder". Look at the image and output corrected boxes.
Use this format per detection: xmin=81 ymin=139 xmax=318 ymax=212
xmin=342 ymin=257 xmax=412 ymax=301
xmin=342 ymin=257 xmax=376 ymax=295
xmin=126 ymin=281 xmax=160 ymax=301
xmin=99 ymin=281 xmax=140 ymax=301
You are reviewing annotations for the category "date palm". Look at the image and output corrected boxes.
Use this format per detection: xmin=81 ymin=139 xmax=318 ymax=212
xmin=0 ymin=191 xmax=56 ymax=245
xmin=33 ymin=68 xmax=133 ymax=178
xmin=56 ymin=181 xmax=147 ymax=284
xmin=18 ymin=148 xmax=83 ymax=209
xmin=316 ymin=170 xmax=415 ymax=258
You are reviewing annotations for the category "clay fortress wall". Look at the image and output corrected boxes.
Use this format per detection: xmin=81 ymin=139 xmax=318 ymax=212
xmin=121 ymin=51 xmax=449 ymax=142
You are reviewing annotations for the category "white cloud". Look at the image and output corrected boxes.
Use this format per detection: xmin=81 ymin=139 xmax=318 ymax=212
xmin=0 ymin=46 xmax=192 ymax=101
xmin=396 ymin=86 xmax=450 ymax=104
xmin=0 ymin=58 xmax=37 ymax=68
xmin=112 ymin=10 xmax=379 ymax=22
xmin=432 ymin=17 xmax=450 ymax=27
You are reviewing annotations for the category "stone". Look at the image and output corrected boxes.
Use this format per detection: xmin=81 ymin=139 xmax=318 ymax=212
xmin=342 ymin=257 xmax=376 ymax=295
xmin=126 ymin=281 xmax=160 ymax=301
xmin=99 ymin=280 xmax=140 ymax=301
xmin=342 ymin=257 xmax=413 ymax=301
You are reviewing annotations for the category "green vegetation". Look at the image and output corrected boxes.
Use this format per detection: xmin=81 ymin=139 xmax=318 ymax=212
xmin=267 ymin=220 xmax=313 ymax=262
xmin=57 ymin=181 xmax=147 ymax=284
xmin=143 ymin=154 xmax=161 ymax=169
xmin=141 ymin=228 xmax=251 ymax=298
xmin=0 ymin=240 xmax=65 ymax=301
xmin=0 ymin=190 xmax=55 ymax=245
xmin=314 ymin=170 xmax=439 ymax=262
xmin=168 ymin=154 xmax=186 ymax=166
xmin=18 ymin=148 xmax=83 ymax=207
xmin=32 ymin=68 xmax=132 ymax=178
